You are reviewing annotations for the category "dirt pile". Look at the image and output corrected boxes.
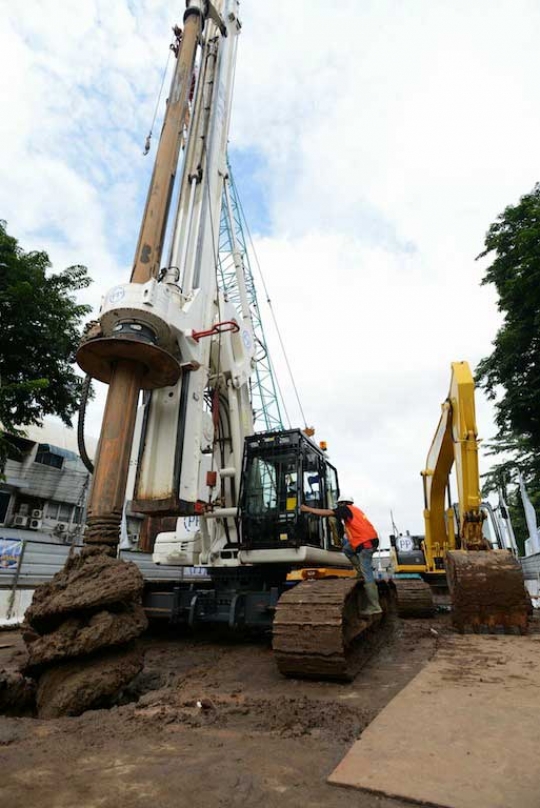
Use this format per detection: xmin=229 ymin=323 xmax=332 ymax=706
xmin=133 ymin=693 xmax=372 ymax=742
xmin=0 ymin=670 xmax=35 ymax=716
xmin=14 ymin=546 xmax=148 ymax=718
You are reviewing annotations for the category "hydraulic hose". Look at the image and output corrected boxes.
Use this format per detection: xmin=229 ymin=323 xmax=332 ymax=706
xmin=77 ymin=374 xmax=94 ymax=474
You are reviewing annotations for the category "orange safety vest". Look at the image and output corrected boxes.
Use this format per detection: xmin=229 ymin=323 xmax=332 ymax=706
xmin=343 ymin=505 xmax=378 ymax=550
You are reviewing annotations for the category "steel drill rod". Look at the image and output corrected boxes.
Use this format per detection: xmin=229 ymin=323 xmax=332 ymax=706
xmin=85 ymin=360 xmax=144 ymax=547
xmin=131 ymin=12 xmax=202 ymax=284
xmin=84 ymin=9 xmax=205 ymax=548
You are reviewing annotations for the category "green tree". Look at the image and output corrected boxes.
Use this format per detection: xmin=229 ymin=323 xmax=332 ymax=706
xmin=476 ymin=183 xmax=540 ymax=548
xmin=0 ymin=221 xmax=92 ymax=471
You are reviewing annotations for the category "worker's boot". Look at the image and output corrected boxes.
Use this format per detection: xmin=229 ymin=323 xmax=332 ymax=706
xmin=360 ymin=582 xmax=383 ymax=615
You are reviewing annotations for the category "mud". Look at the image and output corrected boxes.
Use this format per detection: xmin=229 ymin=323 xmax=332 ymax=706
xmin=35 ymin=644 xmax=144 ymax=718
xmin=0 ymin=616 xmax=448 ymax=808
xmin=16 ymin=546 xmax=148 ymax=717
xmin=24 ymin=602 xmax=148 ymax=672
xmin=0 ymin=670 xmax=35 ymax=716
xmin=24 ymin=546 xmax=145 ymax=632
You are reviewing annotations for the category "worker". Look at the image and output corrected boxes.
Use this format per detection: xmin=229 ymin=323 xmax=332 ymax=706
xmin=300 ymin=495 xmax=382 ymax=614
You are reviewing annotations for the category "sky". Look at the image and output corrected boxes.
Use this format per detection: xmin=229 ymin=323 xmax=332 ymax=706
xmin=1 ymin=0 xmax=540 ymax=541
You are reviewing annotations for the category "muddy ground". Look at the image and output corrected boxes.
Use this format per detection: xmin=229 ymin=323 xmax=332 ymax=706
xmin=0 ymin=615 xmax=448 ymax=808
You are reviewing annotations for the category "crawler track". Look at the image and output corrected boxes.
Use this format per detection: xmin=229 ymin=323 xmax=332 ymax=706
xmin=392 ymin=579 xmax=435 ymax=618
xmin=272 ymin=578 xmax=390 ymax=681
xmin=446 ymin=550 xmax=530 ymax=633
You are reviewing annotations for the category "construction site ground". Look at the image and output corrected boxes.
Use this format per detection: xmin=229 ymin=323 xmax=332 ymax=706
xmin=1 ymin=612 xmax=536 ymax=808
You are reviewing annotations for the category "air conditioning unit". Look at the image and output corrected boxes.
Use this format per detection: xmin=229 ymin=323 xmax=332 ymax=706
xmin=29 ymin=518 xmax=42 ymax=530
xmin=13 ymin=515 xmax=28 ymax=527
xmin=31 ymin=509 xmax=43 ymax=519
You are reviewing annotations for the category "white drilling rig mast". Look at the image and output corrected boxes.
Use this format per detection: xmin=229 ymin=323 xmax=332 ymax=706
xmin=78 ymin=1 xmax=250 ymax=567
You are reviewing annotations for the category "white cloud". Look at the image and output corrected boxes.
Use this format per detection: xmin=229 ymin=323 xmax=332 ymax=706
xmin=229 ymin=1 xmax=540 ymax=535
xmin=2 ymin=1 xmax=539 ymax=539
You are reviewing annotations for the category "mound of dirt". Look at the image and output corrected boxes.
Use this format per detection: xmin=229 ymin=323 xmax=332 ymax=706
xmin=25 ymin=546 xmax=144 ymax=632
xmin=24 ymin=603 xmax=147 ymax=672
xmin=0 ymin=671 xmax=36 ymax=717
xmin=13 ymin=545 xmax=148 ymax=719
xmin=36 ymin=645 xmax=144 ymax=719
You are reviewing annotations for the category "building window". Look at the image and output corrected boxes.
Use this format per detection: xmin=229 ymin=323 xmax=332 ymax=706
xmin=59 ymin=503 xmax=73 ymax=522
xmin=0 ymin=491 xmax=11 ymax=524
xmin=46 ymin=501 xmax=73 ymax=523
xmin=35 ymin=448 xmax=63 ymax=470
xmin=45 ymin=501 xmax=61 ymax=520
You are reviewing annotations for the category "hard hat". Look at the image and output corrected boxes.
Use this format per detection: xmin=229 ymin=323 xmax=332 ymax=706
xmin=338 ymin=494 xmax=354 ymax=504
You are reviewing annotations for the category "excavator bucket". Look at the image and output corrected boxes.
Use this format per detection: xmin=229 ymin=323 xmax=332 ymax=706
xmin=445 ymin=550 xmax=530 ymax=633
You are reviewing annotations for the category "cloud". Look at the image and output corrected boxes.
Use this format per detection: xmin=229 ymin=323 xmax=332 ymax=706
xmin=228 ymin=1 xmax=540 ymax=535
xmin=2 ymin=1 xmax=540 ymax=540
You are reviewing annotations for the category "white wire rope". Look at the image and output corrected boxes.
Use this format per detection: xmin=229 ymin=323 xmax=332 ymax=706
xmin=143 ymin=44 xmax=173 ymax=155
xmin=233 ymin=182 xmax=309 ymax=430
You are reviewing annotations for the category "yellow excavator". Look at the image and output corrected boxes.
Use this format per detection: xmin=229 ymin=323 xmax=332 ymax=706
xmin=392 ymin=361 xmax=530 ymax=631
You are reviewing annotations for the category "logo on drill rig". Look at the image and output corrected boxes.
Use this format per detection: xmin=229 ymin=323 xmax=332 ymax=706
xmin=107 ymin=286 xmax=126 ymax=305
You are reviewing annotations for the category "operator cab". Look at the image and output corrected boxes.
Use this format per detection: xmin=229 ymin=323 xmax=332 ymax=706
xmin=238 ymin=429 xmax=342 ymax=553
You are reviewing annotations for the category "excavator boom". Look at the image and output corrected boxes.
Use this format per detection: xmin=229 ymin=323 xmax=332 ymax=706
xmin=424 ymin=362 xmax=529 ymax=632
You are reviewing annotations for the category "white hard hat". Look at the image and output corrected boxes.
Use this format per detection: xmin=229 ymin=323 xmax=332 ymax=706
xmin=338 ymin=494 xmax=354 ymax=504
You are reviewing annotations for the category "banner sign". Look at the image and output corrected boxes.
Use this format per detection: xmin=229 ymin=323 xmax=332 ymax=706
xmin=0 ymin=539 xmax=23 ymax=570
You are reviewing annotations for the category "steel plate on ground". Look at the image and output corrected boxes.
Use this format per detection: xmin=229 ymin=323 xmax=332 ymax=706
xmin=329 ymin=634 xmax=540 ymax=808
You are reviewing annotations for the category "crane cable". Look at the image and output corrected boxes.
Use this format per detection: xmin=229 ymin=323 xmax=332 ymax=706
xmin=226 ymin=174 xmax=292 ymax=429
xmin=233 ymin=184 xmax=309 ymax=431
xmin=143 ymin=43 xmax=173 ymax=155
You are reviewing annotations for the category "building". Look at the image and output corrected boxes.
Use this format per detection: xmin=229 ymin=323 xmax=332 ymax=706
xmin=0 ymin=420 xmax=94 ymax=544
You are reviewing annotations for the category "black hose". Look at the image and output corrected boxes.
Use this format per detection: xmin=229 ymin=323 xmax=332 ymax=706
xmin=77 ymin=374 xmax=95 ymax=474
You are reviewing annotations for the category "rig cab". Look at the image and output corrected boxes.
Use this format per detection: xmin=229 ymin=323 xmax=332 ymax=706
xmin=238 ymin=429 xmax=343 ymax=555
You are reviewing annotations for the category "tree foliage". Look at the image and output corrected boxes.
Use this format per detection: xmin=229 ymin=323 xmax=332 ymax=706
xmin=476 ymin=183 xmax=540 ymax=442
xmin=476 ymin=184 xmax=540 ymax=544
xmin=0 ymin=221 xmax=92 ymax=470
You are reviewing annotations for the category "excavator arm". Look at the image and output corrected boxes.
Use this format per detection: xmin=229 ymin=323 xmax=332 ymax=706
xmin=421 ymin=361 xmax=488 ymax=570
xmin=423 ymin=362 xmax=529 ymax=632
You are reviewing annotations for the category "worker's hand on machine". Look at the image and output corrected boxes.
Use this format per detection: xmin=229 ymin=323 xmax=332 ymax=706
xmin=300 ymin=504 xmax=310 ymax=513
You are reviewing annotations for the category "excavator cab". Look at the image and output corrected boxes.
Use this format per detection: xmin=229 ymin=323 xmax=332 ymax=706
xmin=238 ymin=429 xmax=342 ymax=552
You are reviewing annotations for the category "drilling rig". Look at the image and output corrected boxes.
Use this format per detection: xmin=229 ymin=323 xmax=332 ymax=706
xmin=75 ymin=0 xmax=390 ymax=681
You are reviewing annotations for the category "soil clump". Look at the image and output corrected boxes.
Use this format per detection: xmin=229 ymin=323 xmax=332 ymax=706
xmin=4 ymin=546 xmax=148 ymax=718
